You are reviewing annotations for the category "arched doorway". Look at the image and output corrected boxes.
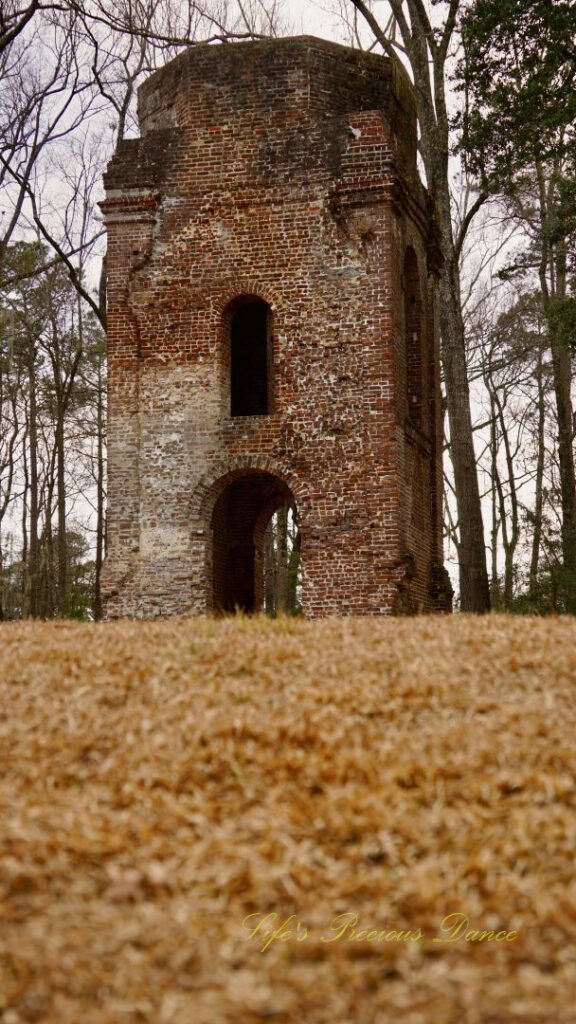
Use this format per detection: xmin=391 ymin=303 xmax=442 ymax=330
xmin=210 ymin=471 xmax=299 ymax=613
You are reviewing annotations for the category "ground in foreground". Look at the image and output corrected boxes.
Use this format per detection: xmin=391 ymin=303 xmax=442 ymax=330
xmin=1 ymin=614 xmax=575 ymax=1023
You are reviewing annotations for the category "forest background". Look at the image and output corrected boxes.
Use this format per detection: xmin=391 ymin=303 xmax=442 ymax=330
xmin=0 ymin=0 xmax=574 ymax=619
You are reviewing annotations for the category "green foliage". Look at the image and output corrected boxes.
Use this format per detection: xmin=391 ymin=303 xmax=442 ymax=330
xmin=457 ymin=0 xmax=576 ymax=186
xmin=0 ymin=529 xmax=95 ymax=620
xmin=500 ymin=567 xmax=576 ymax=616
xmin=547 ymin=295 xmax=576 ymax=353
xmin=57 ymin=530 xmax=95 ymax=620
xmin=489 ymin=562 xmax=576 ymax=616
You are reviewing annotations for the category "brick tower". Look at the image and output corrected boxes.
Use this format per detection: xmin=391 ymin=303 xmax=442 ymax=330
xmin=100 ymin=36 xmax=453 ymax=618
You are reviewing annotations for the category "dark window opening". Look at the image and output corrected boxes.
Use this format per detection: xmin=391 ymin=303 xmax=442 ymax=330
xmin=230 ymin=299 xmax=271 ymax=416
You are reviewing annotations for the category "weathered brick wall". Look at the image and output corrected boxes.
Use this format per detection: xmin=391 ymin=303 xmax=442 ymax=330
xmin=100 ymin=36 xmax=453 ymax=618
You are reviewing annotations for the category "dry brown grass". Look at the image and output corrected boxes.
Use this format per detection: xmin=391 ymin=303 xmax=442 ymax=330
xmin=1 ymin=613 xmax=576 ymax=1023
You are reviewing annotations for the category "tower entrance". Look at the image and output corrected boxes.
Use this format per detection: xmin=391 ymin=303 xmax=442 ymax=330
xmin=211 ymin=471 xmax=297 ymax=613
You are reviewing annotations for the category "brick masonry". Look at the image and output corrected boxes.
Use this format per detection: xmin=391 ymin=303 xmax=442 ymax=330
xmin=100 ymin=35 xmax=453 ymax=618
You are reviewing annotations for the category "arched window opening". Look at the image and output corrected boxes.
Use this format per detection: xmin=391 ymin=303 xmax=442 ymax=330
xmin=404 ymin=248 xmax=423 ymax=430
xmin=211 ymin=472 xmax=298 ymax=613
xmin=230 ymin=298 xmax=272 ymax=416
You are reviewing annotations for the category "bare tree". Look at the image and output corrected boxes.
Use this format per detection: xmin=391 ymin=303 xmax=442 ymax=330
xmin=466 ymin=284 xmax=562 ymax=611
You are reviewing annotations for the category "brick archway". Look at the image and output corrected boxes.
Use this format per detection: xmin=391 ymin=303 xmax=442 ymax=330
xmin=189 ymin=457 xmax=306 ymax=527
xmin=209 ymin=470 xmax=296 ymax=612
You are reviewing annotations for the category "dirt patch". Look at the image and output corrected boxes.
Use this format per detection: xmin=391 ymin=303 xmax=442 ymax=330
xmin=1 ymin=614 xmax=575 ymax=1022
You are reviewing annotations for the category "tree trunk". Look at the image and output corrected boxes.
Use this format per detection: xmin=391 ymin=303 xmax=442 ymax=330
xmin=399 ymin=4 xmax=491 ymax=611
xmin=529 ymin=343 xmax=545 ymax=595
xmin=439 ymin=237 xmax=491 ymax=610
xmin=548 ymin=322 xmax=576 ymax=609
xmin=26 ymin=340 xmax=39 ymax=617
xmin=264 ymin=517 xmax=276 ymax=613
xmin=275 ymin=504 xmax=290 ymax=614
xmin=55 ymin=411 xmax=67 ymax=614
xmin=489 ymin=396 xmax=499 ymax=589
xmin=94 ymin=350 xmax=105 ymax=620
xmin=492 ymin=378 xmax=519 ymax=607
xmin=287 ymin=508 xmax=301 ymax=613
xmin=536 ymin=164 xmax=576 ymax=611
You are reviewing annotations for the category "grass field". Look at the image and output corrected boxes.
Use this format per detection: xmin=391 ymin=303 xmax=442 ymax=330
xmin=1 ymin=613 xmax=576 ymax=1023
